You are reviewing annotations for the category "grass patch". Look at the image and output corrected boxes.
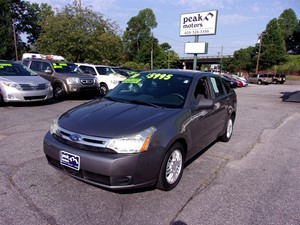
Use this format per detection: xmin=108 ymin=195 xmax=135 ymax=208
xmin=287 ymin=75 xmax=300 ymax=81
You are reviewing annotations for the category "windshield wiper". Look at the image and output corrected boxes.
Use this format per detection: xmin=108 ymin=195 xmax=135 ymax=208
xmin=104 ymin=96 xmax=128 ymax=103
xmin=128 ymin=99 xmax=162 ymax=108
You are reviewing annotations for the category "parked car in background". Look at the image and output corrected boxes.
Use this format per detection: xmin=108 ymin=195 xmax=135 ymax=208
xmin=220 ymin=75 xmax=238 ymax=88
xmin=273 ymin=74 xmax=286 ymax=84
xmin=221 ymin=74 xmax=243 ymax=87
xmin=248 ymin=73 xmax=273 ymax=85
xmin=22 ymin=59 xmax=99 ymax=100
xmin=0 ymin=60 xmax=53 ymax=105
xmin=229 ymin=74 xmax=248 ymax=87
xmin=44 ymin=69 xmax=237 ymax=191
xmin=76 ymin=63 xmax=126 ymax=95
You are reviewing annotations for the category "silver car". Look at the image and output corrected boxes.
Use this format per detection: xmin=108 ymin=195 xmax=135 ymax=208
xmin=0 ymin=60 xmax=53 ymax=105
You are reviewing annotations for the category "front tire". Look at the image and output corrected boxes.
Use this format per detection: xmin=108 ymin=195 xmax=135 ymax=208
xmin=0 ymin=94 xmax=5 ymax=106
xmin=100 ymin=83 xmax=109 ymax=96
xmin=156 ymin=143 xmax=184 ymax=191
xmin=53 ymin=84 xmax=65 ymax=100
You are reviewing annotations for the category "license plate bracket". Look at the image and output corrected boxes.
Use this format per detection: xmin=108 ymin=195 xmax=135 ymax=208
xmin=60 ymin=151 xmax=80 ymax=171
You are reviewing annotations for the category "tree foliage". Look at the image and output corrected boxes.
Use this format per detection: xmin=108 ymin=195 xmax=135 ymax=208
xmin=260 ymin=18 xmax=287 ymax=70
xmin=36 ymin=1 xmax=122 ymax=64
xmin=278 ymin=8 xmax=298 ymax=51
xmin=286 ymin=20 xmax=300 ymax=54
xmin=122 ymin=8 xmax=179 ymax=69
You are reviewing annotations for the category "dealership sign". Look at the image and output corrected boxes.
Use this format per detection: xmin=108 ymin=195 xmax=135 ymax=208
xmin=185 ymin=42 xmax=208 ymax=54
xmin=180 ymin=10 xmax=218 ymax=36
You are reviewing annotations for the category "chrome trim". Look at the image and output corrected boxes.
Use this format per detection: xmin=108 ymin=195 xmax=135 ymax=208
xmin=56 ymin=125 xmax=110 ymax=148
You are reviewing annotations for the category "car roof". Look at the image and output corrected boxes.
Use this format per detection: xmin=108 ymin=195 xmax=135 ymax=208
xmin=25 ymin=58 xmax=69 ymax=63
xmin=142 ymin=69 xmax=214 ymax=78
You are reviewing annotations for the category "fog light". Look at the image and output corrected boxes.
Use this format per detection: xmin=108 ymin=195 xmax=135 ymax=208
xmin=8 ymin=94 xmax=14 ymax=99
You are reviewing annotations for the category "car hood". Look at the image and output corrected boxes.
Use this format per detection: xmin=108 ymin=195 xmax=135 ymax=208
xmin=0 ymin=75 xmax=48 ymax=84
xmin=58 ymin=99 xmax=178 ymax=137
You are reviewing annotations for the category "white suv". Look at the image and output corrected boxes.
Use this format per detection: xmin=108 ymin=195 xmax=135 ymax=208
xmin=76 ymin=63 xmax=126 ymax=95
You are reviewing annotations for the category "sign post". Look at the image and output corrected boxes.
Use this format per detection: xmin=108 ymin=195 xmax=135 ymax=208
xmin=180 ymin=10 xmax=218 ymax=70
xmin=193 ymin=36 xmax=199 ymax=70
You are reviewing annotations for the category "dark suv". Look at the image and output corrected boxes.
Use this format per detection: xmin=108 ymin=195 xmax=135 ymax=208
xmin=22 ymin=59 xmax=99 ymax=100
xmin=273 ymin=74 xmax=286 ymax=84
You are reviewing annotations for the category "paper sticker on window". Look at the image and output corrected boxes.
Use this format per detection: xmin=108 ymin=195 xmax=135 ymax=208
xmin=210 ymin=77 xmax=219 ymax=94
xmin=0 ymin=63 xmax=12 ymax=68
xmin=122 ymin=78 xmax=141 ymax=84
xmin=52 ymin=63 xmax=67 ymax=69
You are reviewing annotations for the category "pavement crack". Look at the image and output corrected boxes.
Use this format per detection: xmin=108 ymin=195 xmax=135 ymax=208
xmin=170 ymin=160 xmax=227 ymax=224
xmin=7 ymin=160 xmax=58 ymax=225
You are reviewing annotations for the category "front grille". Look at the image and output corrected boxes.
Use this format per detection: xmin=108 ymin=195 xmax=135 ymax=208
xmin=54 ymin=134 xmax=116 ymax=153
xmin=53 ymin=126 xmax=116 ymax=153
xmin=24 ymin=95 xmax=46 ymax=100
xmin=20 ymin=83 xmax=47 ymax=91
xmin=80 ymin=79 xmax=95 ymax=85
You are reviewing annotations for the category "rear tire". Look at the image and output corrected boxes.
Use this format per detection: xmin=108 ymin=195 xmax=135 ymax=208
xmin=156 ymin=143 xmax=184 ymax=191
xmin=220 ymin=116 xmax=234 ymax=142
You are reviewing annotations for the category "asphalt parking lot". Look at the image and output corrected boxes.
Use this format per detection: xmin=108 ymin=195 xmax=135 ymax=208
xmin=1 ymin=83 xmax=300 ymax=225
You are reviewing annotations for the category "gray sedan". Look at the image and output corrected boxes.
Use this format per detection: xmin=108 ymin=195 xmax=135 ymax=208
xmin=44 ymin=69 xmax=237 ymax=191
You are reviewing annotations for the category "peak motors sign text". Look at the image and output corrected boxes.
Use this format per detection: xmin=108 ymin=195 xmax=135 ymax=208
xmin=180 ymin=10 xmax=218 ymax=36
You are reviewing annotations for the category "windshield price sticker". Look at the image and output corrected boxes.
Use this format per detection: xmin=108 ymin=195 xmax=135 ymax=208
xmin=146 ymin=73 xmax=173 ymax=80
xmin=0 ymin=63 xmax=12 ymax=68
xmin=122 ymin=78 xmax=141 ymax=84
xmin=52 ymin=63 xmax=67 ymax=69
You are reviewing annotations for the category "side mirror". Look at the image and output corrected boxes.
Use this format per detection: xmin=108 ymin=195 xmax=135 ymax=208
xmin=193 ymin=98 xmax=214 ymax=110
xmin=44 ymin=69 xmax=53 ymax=74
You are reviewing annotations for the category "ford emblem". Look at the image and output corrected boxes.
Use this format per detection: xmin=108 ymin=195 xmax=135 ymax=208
xmin=69 ymin=134 xmax=81 ymax=142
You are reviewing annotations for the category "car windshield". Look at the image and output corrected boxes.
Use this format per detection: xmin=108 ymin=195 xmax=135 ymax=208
xmin=52 ymin=62 xmax=81 ymax=74
xmin=0 ymin=62 xmax=37 ymax=76
xmin=106 ymin=72 xmax=192 ymax=108
xmin=96 ymin=67 xmax=115 ymax=75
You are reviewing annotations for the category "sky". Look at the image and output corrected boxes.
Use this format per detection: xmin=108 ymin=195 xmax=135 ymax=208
xmin=26 ymin=0 xmax=300 ymax=57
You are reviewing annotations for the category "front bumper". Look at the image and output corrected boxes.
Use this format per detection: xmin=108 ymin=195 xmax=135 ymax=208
xmin=43 ymin=131 xmax=165 ymax=190
xmin=2 ymin=88 xmax=53 ymax=103
xmin=66 ymin=84 xmax=99 ymax=94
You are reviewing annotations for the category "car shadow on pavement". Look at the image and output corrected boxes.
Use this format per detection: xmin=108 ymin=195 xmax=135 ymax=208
xmin=280 ymin=91 xmax=300 ymax=103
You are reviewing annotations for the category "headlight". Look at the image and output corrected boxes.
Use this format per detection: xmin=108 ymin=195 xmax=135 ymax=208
xmin=2 ymin=81 xmax=21 ymax=90
xmin=110 ymin=80 xmax=119 ymax=85
xmin=107 ymin=127 xmax=156 ymax=153
xmin=66 ymin=77 xmax=80 ymax=84
xmin=46 ymin=82 xmax=52 ymax=89
xmin=50 ymin=117 xmax=59 ymax=135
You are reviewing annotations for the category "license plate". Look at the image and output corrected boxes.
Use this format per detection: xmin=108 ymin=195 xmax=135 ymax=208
xmin=60 ymin=151 xmax=80 ymax=171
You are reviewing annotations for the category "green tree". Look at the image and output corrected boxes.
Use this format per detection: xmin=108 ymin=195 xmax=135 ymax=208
xmin=286 ymin=20 xmax=300 ymax=54
xmin=232 ymin=47 xmax=256 ymax=73
xmin=260 ymin=18 xmax=286 ymax=70
xmin=0 ymin=0 xmax=30 ymax=59
xmin=24 ymin=3 xmax=54 ymax=46
xmin=278 ymin=8 xmax=298 ymax=51
xmin=123 ymin=8 xmax=158 ymax=64
xmin=36 ymin=1 xmax=122 ymax=64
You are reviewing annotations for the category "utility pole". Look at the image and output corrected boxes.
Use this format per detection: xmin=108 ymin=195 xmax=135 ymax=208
xmin=256 ymin=33 xmax=263 ymax=74
xmin=12 ymin=19 xmax=18 ymax=60
xmin=151 ymin=31 xmax=153 ymax=70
